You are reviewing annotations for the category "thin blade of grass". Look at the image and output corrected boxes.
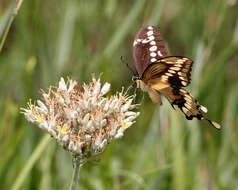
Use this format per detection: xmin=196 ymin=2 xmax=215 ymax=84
xmin=148 ymin=0 xmax=166 ymax=26
xmin=54 ymin=2 xmax=78 ymax=73
xmin=169 ymin=112 xmax=187 ymax=190
xmin=104 ymin=0 xmax=146 ymax=57
xmin=0 ymin=0 xmax=23 ymax=52
xmin=11 ymin=135 xmax=51 ymax=190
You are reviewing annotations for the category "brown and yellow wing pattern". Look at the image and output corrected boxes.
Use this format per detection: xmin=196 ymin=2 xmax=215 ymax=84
xmin=142 ymin=56 xmax=193 ymax=87
xmin=132 ymin=25 xmax=221 ymax=129
xmin=144 ymin=62 xmax=221 ymax=129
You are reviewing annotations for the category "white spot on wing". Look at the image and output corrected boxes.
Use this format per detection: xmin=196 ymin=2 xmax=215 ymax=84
xmin=142 ymin=35 xmax=155 ymax=44
xmin=170 ymin=67 xmax=180 ymax=71
xmin=200 ymin=105 xmax=208 ymax=113
xmin=150 ymin=52 xmax=157 ymax=57
xmin=151 ymin=58 xmax=157 ymax=62
xmin=185 ymin=94 xmax=192 ymax=100
xmin=182 ymin=81 xmax=187 ymax=86
xmin=182 ymin=106 xmax=189 ymax=113
xmin=147 ymin=26 xmax=153 ymax=30
xmin=162 ymin=75 xmax=168 ymax=82
xmin=142 ymin=39 xmax=148 ymax=44
xmin=150 ymin=41 xmax=156 ymax=45
xmin=158 ymin=51 xmax=163 ymax=56
xmin=168 ymin=70 xmax=176 ymax=74
xmin=179 ymin=76 xmax=185 ymax=80
xmin=148 ymin=35 xmax=155 ymax=41
xmin=176 ymin=59 xmax=185 ymax=63
xmin=179 ymin=89 xmax=187 ymax=94
xmin=149 ymin=46 xmax=157 ymax=51
xmin=185 ymin=102 xmax=192 ymax=107
xmin=184 ymin=97 xmax=192 ymax=103
xmin=133 ymin=40 xmax=137 ymax=46
xmin=166 ymin=73 xmax=173 ymax=77
xmin=133 ymin=38 xmax=142 ymax=46
xmin=147 ymin=31 xmax=153 ymax=36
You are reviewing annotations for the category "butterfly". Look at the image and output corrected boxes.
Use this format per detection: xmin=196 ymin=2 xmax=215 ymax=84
xmin=132 ymin=25 xmax=221 ymax=129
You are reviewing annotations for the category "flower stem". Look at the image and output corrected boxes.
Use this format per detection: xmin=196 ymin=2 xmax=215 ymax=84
xmin=69 ymin=158 xmax=83 ymax=190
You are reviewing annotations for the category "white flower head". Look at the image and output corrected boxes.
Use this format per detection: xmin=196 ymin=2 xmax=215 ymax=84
xmin=21 ymin=75 xmax=139 ymax=162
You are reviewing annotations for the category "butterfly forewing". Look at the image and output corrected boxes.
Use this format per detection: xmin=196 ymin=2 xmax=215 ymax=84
xmin=142 ymin=56 xmax=193 ymax=87
xmin=133 ymin=26 xmax=169 ymax=77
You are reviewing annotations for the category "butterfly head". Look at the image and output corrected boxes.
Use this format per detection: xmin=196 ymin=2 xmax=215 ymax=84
xmin=132 ymin=75 xmax=149 ymax=92
xmin=132 ymin=75 xmax=139 ymax=82
xmin=132 ymin=75 xmax=140 ymax=88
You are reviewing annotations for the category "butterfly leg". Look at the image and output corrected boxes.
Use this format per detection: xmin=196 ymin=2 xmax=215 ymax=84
xmin=125 ymin=83 xmax=136 ymax=94
xmin=148 ymin=88 xmax=162 ymax=105
xmin=142 ymin=91 xmax=145 ymax=101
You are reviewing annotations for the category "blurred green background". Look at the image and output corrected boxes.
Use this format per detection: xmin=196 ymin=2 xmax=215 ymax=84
xmin=1 ymin=0 xmax=238 ymax=189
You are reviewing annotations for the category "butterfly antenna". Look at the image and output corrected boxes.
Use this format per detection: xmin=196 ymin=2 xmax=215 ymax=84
xmin=120 ymin=56 xmax=137 ymax=76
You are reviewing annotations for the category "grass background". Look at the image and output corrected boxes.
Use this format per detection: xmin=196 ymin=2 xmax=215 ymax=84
xmin=1 ymin=0 xmax=238 ymax=189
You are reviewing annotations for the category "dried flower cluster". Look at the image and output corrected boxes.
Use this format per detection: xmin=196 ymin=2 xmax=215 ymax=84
xmin=21 ymin=75 xmax=139 ymax=162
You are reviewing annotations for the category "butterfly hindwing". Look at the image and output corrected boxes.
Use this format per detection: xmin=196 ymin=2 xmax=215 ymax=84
xmin=152 ymin=84 xmax=203 ymax=119
xmin=133 ymin=26 xmax=170 ymax=77
xmin=142 ymin=56 xmax=193 ymax=87
xmin=150 ymin=83 xmax=221 ymax=129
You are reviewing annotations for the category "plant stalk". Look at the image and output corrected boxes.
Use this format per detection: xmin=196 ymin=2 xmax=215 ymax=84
xmin=69 ymin=158 xmax=83 ymax=190
xmin=0 ymin=0 xmax=24 ymax=52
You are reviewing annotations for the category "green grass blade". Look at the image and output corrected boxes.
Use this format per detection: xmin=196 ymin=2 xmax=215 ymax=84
xmin=11 ymin=135 xmax=51 ymax=190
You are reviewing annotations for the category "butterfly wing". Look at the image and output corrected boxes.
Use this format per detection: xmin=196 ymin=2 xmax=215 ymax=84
xmin=142 ymin=56 xmax=193 ymax=87
xmin=141 ymin=59 xmax=220 ymax=129
xmin=155 ymin=84 xmax=204 ymax=120
xmin=133 ymin=25 xmax=170 ymax=77
xmin=154 ymin=85 xmax=221 ymax=129
xmin=141 ymin=58 xmax=197 ymax=117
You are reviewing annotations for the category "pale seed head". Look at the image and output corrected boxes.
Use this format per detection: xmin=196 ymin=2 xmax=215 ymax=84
xmin=21 ymin=75 xmax=139 ymax=162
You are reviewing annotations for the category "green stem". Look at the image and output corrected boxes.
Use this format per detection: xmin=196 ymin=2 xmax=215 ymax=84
xmin=69 ymin=158 xmax=83 ymax=190
xmin=0 ymin=0 xmax=24 ymax=52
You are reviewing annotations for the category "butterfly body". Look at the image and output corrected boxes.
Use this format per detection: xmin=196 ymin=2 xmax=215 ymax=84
xmin=132 ymin=26 xmax=221 ymax=129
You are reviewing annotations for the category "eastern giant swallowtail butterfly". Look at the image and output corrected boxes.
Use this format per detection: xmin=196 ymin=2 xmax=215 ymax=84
xmin=132 ymin=25 xmax=221 ymax=129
